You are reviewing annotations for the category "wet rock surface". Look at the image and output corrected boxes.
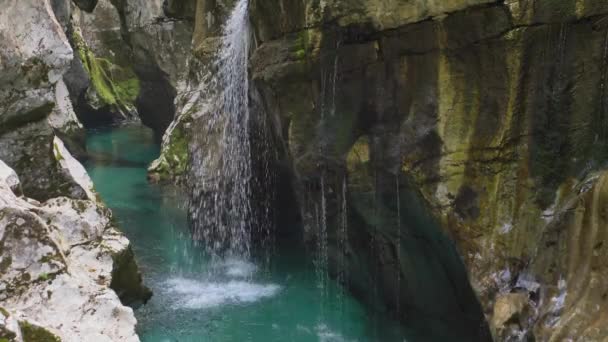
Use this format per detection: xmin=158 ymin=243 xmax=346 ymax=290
xmin=153 ymin=0 xmax=608 ymax=340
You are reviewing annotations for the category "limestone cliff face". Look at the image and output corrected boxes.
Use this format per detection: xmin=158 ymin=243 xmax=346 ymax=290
xmin=0 ymin=159 xmax=149 ymax=342
xmin=150 ymin=0 xmax=608 ymax=340
xmin=0 ymin=1 xmax=150 ymax=340
xmin=0 ymin=0 xmax=86 ymax=201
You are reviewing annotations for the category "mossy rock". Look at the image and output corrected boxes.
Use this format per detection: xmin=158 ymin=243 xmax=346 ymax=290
xmin=110 ymin=246 xmax=152 ymax=308
xmin=18 ymin=321 xmax=61 ymax=342
xmin=72 ymin=31 xmax=140 ymax=117
xmin=148 ymin=113 xmax=192 ymax=184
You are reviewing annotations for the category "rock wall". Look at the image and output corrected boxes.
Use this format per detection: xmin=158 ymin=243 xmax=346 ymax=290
xmin=151 ymin=0 xmax=608 ymax=340
xmin=245 ymin=0 xmax=608 ymax=340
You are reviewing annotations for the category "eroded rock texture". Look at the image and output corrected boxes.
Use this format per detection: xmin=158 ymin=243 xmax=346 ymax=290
xmin=0 ymin=1 xmax=151 ymax=340
xmin=0 ymin=157 xmax=150 ymax=341
xmin=153 ymin=0 xmax=608 ymax=340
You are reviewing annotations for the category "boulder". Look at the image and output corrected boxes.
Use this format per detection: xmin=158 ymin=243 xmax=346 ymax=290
xmin=492 ymin=292 xmax=530 ymax=339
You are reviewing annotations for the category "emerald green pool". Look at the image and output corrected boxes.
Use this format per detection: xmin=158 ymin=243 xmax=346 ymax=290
xmin=84 ymin=124 xmax=415 ymax=342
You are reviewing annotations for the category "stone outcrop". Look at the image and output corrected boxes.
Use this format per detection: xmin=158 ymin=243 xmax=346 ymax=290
xmin=0 ymin=158 xmax=149 ymax=341
xmin=0 ymin=0 xmax=87 ymax=202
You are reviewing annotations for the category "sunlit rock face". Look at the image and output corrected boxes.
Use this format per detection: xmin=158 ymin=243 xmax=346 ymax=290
xmin=0 ymin=2 xmax=151 ymax=340
xmin=0 ymin=0 xmax=86 ymax=201
xmin=0 ymin=161 xmax=147 ymax=342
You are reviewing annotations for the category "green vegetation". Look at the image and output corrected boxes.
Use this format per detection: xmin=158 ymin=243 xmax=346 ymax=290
xmin=164 ymin=126 xmax=189 ymax=175
xmin=53 ymin=142 xmax=64 ymax=161
xmin=72 ymin=32 xmax=140 ymax=110
xmin=18 ymin=321 xmax=61 ymax=342
xmin=292 ymin=31 xmax=309 ymax=61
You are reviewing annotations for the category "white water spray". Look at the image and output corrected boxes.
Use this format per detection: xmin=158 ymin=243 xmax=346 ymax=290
xmin=190 ymin=0 xmax=253 ymax=258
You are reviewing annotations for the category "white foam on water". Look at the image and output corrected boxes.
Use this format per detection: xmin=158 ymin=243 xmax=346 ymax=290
xmin=221 ymin=258 xmax=257 ymax=277
xmin=165 ymin=278 xmax=280 ymax=309
xmin=316 ymin=324 xmax=354 ymax=342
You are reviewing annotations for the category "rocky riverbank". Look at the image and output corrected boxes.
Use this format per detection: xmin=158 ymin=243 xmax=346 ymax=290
xmin=0 ymin=1 xmax=150 ymax=341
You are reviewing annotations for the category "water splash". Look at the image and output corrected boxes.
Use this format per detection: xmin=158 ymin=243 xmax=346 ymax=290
xmin=165 ymin=277 xmax=280 ymax=309
xmin=190 ymin=0 xmax=252 ymax=258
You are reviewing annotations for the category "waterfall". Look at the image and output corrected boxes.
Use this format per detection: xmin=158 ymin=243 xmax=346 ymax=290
xmin=317 ymin=173 xmax=329 ymax=293
xmin=216 ymin=0 xmax=252 ymax=257
xmin=190 ymin=0 xmax=253 ymax=258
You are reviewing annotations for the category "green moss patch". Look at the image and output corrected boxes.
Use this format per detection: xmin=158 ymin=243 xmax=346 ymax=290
xmin=73 ymin=32 xmax=140 ymax=110
xmin=18 ymin=321 xmax=61 ymax=342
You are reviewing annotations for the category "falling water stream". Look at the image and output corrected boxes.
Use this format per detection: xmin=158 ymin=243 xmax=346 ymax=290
xmin=189 ymin=0 xmax=254 ymax=258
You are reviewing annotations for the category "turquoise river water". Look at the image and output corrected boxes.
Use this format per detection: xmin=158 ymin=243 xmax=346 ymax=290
xmin=84 ymin=124 xmax=420 ymax=342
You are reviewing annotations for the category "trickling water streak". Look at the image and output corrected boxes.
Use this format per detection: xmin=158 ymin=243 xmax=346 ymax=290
xmin=599 ymin=30 xmax=608 ymax=140
xmin=395 ymin=175 xmax=401 ymax=315
xmin=371 ymin=166 xmax=380 ymax=338
xmin=330 ymin=41 xmax=341 ymax=117
xmin=313 ymin=173 xmax=330 ymax=325
xmin=337 ymin=177 xmax=348 ymax=287
xmin=336 ymin=176 xmax=348 ymax=322
xmin=551 ymin=24 xmax=568 ymax=109
xmin=319 ymin=174 xmax=329 ymax=294
xmin=190 ymin=0 xmax=252 ymax=258
xmin=314 ymin=201 xmax=322 ymax=284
